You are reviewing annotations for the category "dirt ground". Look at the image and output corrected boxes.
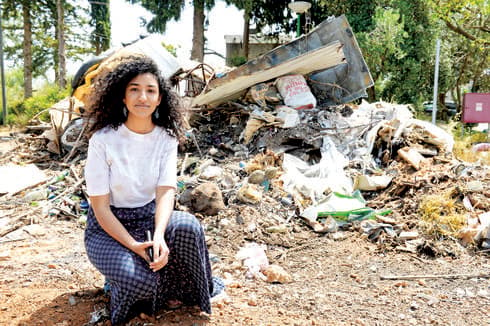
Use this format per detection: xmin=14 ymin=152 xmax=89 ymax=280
xmin=1 ymin=212 xmax=490 ymax=326
xmin=1 ymin=120 xmax=490 ymax=326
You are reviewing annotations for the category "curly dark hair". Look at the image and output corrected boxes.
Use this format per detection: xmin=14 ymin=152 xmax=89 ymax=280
xmin=86 ymin=55 xmax=186 ymax=142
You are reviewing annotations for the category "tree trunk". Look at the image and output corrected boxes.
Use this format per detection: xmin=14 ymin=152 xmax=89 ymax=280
xmin=57 ymin=0 xmax=66 ymax=89
xmin=438 ymin=92 xmax=448 ymax=121
xmin=91 ymin=0 xmax=111 ymax=55
xmin=243 ymin=10 xmax=250 ymax=60
xmin=470 ymin=48 xmax=488 ymax=93
xmin=22 ymin=1 xmax=32 ymax=98
xmin=455 ymin=53 xmax=470 ymax=117
xmin=367 ymin=86 xmax=376 ymax=102
xmin=191 ymin=0 xmax=205 ymax=62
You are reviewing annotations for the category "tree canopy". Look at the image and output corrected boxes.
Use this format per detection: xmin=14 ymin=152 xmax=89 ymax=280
xmin=90 ymin=0 xmax=111 ymax=55
xmin=1 ymin=0 xmax=92 ymax=93
xmin=128 ymin=0 xmax=216 ymax=61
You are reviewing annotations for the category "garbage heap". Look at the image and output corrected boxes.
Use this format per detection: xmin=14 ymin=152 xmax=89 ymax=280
xmin=181 ymin=92 xmax=490 ymax=255
xmin=174 ymin=15 xmax=490 ymax=256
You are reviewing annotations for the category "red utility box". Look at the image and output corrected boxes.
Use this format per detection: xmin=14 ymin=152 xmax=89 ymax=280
xmin=463 ymin=93 xmax=490 ymax=123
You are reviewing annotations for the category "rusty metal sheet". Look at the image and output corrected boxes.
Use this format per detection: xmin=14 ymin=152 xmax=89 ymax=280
xmin=306 ymin=15 xmax=373 ymax=105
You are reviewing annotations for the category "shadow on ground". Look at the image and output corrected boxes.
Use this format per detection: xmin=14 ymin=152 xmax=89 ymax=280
xmin=17 ymin=287 xmax=210 ymax=326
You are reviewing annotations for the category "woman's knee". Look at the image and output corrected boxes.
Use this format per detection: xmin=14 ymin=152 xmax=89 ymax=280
xmin=93 ymin=250 xmax=149 ymax=283
xmin=169 ymin=211 xmax=203 ymax=235
xmin=112 ymin=261 xmax=155 ymax=293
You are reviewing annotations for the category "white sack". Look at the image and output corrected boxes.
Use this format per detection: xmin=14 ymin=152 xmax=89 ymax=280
xmin=275 ymin=74 xmax=317 ymax=109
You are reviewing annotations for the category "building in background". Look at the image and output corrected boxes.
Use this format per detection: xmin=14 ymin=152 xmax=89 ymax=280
xmin=224 ymin=32 xmax=290 ymax=66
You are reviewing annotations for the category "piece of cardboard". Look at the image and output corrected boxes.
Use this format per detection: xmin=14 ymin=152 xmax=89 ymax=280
xmin=0 ymin=164 xmax=48 ymax=195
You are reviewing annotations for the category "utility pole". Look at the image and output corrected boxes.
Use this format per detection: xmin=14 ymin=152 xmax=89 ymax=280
xmin=0 ymin=3 xmax=7 ymax=125
xmin=431 ymin=39 xmax=440 ymax=125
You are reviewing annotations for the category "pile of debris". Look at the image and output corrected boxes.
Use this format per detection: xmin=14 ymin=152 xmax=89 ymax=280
xmin=180 ymin=98 xmax=490 ymax=255
xmin=1 ymin=15 xmax=490 ymax=265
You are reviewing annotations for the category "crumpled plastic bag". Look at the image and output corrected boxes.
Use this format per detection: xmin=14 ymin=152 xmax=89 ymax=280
xmin=236 ymin=243 xmax=269 ymax=279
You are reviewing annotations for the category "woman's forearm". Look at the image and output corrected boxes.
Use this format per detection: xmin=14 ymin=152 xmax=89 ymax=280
xmin=90 ymin=194 xmax=138 ymax=250
xmin=154 ymin=186 xmax=176 ymax=235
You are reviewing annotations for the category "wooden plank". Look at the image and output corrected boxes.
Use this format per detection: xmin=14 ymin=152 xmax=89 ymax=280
xmin=192 ymin=40 xmax=345 ymax=107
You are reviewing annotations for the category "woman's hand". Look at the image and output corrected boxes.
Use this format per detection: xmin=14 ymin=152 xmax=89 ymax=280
xmin=152 ymin=185 xmax=175 ymax=272
xmin=129 ymin=240 xmax=155 ymax=262
xmin=148 ymin=231 xmax=169 ymax=272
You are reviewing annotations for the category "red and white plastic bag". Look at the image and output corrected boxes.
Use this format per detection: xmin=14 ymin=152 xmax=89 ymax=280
xmin=275 ymin=74 xmax=317 ymax=109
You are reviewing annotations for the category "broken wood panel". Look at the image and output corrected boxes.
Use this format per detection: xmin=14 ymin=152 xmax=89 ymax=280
xmin=192 ymin=40 xmax=345 ymax=107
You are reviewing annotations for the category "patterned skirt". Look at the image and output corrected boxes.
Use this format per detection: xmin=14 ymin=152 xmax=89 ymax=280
xmin=84 ymin=200 xmax=223 ymax=325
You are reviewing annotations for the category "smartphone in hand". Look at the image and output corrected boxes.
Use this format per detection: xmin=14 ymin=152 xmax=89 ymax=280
xmin=146 ymin=230 xmax=154 ymax=262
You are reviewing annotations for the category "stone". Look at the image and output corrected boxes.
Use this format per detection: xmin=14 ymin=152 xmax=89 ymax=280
xmin=262 ymin=264 xmax=293 ymax=283
xmin=265 ymin=224 xmax=288 ymax=233
xmin=247 ymin=296 xmax=258 ymax=306
xmin=190 ymin=182 xmax=225 ymax=215
xmin=248 ymin=170 xmax=265 ymax=184
xmin=68 ymin=295 xmax=77 ymax=306
xmin=398 ymin=231 xmax=419 ymax=240
xmin=264 ymin=167 xmax=279 ymax=179
xmin=178 ymin=188 xmax=193 ymax=206
xmin=200 ymin=165 xmax=223 ymax=180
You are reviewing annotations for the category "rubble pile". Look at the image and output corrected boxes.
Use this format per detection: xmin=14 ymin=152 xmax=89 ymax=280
xmin=0 ymin=134 xmax=88 ymax=238
xmin=4 ymin=13 xmax=490 ymax=326
xmin=180 ymin=97 xmax=490 ymax=257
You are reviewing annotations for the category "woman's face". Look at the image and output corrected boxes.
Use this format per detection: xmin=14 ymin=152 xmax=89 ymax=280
xmin=123 ymin=72 xmax=162 ymax=120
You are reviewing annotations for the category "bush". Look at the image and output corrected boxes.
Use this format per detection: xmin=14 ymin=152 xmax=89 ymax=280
xmin=1 ymin=72 xmax=70 ymax=126
xmin=229 ymin=56 xmax=247 ymax=67
xmin=452 ymin=129 xmax=490 ymax=165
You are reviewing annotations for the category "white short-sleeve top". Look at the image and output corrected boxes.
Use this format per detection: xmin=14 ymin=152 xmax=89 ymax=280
xmin=84 ymin=124 xmax=178 ymax=208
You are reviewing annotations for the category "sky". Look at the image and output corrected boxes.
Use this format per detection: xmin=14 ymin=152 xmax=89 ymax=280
xmin=109 ymin=0 xmax=245 ymax=67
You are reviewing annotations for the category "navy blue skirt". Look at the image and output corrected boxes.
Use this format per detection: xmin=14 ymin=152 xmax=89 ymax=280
xmin=84 ymin=200 xmax=223 ymax=324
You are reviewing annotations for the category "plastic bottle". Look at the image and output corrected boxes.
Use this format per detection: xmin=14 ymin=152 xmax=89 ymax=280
xmin=23 ymin=189 xmax=48 ymax=202
xmin=48 ymin=170 xmax=69 ymax=185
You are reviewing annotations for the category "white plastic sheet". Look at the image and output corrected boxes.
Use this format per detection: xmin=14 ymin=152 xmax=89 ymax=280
xmin=236 ymin=242 xmax=269 ymax=279
xmin=281 ymin=136 xmax=353 ymax=206
xmin=301 ymin=192 xmax=366 ymax=222
xmin=116 ymin=34 xmax=181 ymax=78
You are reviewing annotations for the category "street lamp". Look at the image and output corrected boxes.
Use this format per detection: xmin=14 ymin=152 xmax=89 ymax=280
xmin=288 ymin=1 xmax=311 ymax=37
